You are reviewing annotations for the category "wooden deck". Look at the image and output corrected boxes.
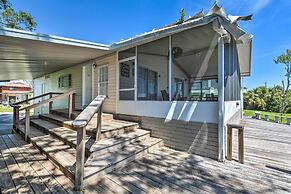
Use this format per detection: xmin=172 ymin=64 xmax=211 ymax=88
xmin=0 ymin=134 xmax=75 ymax=193
xmin=85 ymin=118 xmax=291 ymax=194
xmin=1 ymin=118 xmax=290 ymax=193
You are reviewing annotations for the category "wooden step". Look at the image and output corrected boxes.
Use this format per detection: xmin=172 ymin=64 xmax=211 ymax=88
xmin=49 ymin=127 xmax=151 ymax=157
xmin=50 ymin=109 xmax=80 ymax=119
xmin=84 ymin=137 xmax=163 ymax=185
xmin=30 ymin=135 xmax=77 ymax=181
xmin=39 ymin=113 xmax=139 ymax=137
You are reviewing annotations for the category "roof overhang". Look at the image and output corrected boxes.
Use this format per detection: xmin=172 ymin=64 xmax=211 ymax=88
xmin=0 ymin=28 xmax=111 ymax=80
xmin=0 ymin=12 xmax=252 ymax=80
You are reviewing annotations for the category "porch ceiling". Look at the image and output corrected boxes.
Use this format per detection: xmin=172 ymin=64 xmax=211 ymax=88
xmin=0 ymin=28 xmax=111 ymax=80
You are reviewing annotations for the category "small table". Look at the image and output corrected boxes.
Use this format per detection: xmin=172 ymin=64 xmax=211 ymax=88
xmin=227 ymin=123 xmax=245 ymax=163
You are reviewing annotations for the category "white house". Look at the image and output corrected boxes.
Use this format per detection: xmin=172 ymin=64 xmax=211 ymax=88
xmin=0 ymin=4 xmax=252 ymax=161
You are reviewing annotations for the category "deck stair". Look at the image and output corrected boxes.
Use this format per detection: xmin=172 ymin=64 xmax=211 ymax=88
xmin=16 ymin=109 xmax=163 ymax=185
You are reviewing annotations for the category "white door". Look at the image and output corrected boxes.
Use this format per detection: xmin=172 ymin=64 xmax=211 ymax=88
xmin=97 ymin=65 xmax=108 ymax=96
xmin=82 ymin=65 xmax=92 ymax=107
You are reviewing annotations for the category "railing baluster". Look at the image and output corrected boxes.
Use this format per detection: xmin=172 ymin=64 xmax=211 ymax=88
xmin=25 ymin=109 xmax=30 ymax=141
xmin=96 ymin=104 xmax=102 ymax=141
xmin=75 ymin=126 xmax=86 ymax=191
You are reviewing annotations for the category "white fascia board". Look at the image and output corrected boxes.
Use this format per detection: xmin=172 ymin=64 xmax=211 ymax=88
xmin=0 ymin=27 xmax=110 ymax=50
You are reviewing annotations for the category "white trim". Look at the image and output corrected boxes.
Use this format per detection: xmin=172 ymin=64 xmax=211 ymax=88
xmin=0 ymin=27 xmax=110 ymax=50
xmin=118 ymin=56 xmax=136 ymax=63
xmin=82 ymin=66 xmax=86 ymax=106
xmin=119 ymin=88 xmax=135 ymax=91
xmin=91 ymin=64 xmax=95 ymax=100
xmin=168 ymin=35 xmax=172 ymax=101
xmin=134 ymin=47 xmax=138 ymax=101
xmin=97 ymin=64 xmax=109 ymax=96
xmin=218 ymin=36 xmax=225 ymax=162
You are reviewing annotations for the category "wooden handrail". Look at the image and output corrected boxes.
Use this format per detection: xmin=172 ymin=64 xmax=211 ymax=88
xmin=73 ymin=95 xmax=106 ymax=190
xmin=11 ymin=92 xmax=63 ymax=106
xmin=73 ymin=95 xmax=106 ymax=128
xmin=20 ymin=90 xmax=75 ymax=111
xmin=13 ymin=89 xmax=76 ymax=141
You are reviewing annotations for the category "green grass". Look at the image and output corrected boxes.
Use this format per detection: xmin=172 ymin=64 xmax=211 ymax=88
xmin=243 ymin=109 xmax=291 ymax=123
xmin=0 ymin=105 xmax=12 ymax=112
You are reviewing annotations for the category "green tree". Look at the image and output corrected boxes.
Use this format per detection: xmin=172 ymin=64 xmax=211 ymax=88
xmin=274 ymin=49 xmax=291 ymax=116
xmin=0 ymin=0 xmax=37 ymax=31
xmin=176 ymin=8 xmax=185 ymax=24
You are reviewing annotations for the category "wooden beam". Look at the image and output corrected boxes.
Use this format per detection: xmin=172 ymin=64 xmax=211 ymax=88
xmin=172 ymin=59 xmax=190 ymax=78
xmin=176 ymin=46 xmax=210 ymax=59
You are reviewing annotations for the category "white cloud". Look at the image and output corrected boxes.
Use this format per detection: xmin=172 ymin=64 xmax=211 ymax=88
xmin=251 ymin=0 xmax=272 ymax=13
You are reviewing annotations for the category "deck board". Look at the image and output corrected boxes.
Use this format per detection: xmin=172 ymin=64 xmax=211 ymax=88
xmin=88 ymin=118 xmax=291 ymax=194
xmin=0 ymin=134 xmax=75 ymax=194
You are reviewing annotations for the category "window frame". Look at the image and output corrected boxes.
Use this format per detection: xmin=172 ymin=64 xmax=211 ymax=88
xmin=97 ymin=64 xmax=109 ymax=96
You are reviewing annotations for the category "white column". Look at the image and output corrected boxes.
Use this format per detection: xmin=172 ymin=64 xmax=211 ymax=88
xmin=91 ymin=64 xmax=95 ymax=100
xmin=82 ymin=66 xmax=86 ymax=107
xmin=241 ymin=77 xmax=244 ymax=119
xmin=218 ymin=36 xmax=225 ymax=162
xmin=134 ymin=46 xmax=138 ymax=101
xmin=168 ymin=35 xmax=172 ymax=100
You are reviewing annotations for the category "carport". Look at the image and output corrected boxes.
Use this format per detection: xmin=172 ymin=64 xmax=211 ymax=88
xmin=0 ymin=27 xmax=111 ymax=80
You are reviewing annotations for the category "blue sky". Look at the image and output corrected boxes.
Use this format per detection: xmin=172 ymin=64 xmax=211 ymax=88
xmin=10 ymin=0 xmax=291 ymax=89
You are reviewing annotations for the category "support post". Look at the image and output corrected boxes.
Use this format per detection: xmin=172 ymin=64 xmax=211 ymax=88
xmin=134 ymin=46 xmax=138 ymax=101
xmin=15 ymin=106 xmax=20 ymax=131
xmin=68 ymin=94 xmax=73 ymax=119
xmin=75 ymin=126 xmax=86 ymax=191
xmin=49 ymin=93 xmax=53 ymax=114
xmin=218 ymin=36 xmax=225 ymax=162
xmin=96 ymin=105 xmax=102 ymax=141
xmin=238 ymin=128 xmax=244 ymax=163
xmin=13 ymin=106 xmax=16 ymax=130
xmin=25 ymin=109 xmax=30 ymax=141
xmin=168 ymin=35 xmax=172 ymax=100
xmin=226 ymin=125 xmax=232 ymax=160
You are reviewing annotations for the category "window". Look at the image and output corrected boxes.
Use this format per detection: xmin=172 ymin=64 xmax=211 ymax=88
xmin=98 ymin=65 xmax=108 ymax=96
xmin=119 ymin=58 xmax=135 ymax=100
xmin=137 ymin=67 xmax=158 ymax=100
xmin=190 ymin=79 xmax=218 ymax=101
xmin=58 ymin=74 xmax=72 ymax=88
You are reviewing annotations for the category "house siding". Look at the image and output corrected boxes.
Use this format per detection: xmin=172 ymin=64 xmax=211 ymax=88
xmin=33 ymin=64 xmax=83 ymax=113
xmin=93 ymin=53 xmax=117 ymax=113
xmin=141 ymin=117 xmax=219 ymax=159
xmin=224 ymin=41 xmax=241 ymax=101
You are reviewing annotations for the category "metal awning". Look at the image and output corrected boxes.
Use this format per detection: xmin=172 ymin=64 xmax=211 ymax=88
xmin=0 ymin=28 xmax=111 ymax=80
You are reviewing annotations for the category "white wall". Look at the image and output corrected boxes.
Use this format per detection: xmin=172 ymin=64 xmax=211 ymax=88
xmin=117 ymin=101 xmax=218 ymax=124
xmin=33 ymin=64 xmax=83 ymax=113
xmin=224 ymin=100 xmax=241 ymax=123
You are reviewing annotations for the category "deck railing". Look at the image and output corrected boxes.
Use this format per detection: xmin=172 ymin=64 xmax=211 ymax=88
xmin=11 ymin=90 xmax=76 ymax=141
xmin=72 ymin=95 xmax=106 ymax=191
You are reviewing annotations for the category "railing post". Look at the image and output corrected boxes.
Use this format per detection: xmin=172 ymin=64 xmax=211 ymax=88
xmin=75 ymin=126 xmax=86 ymax=191
xmin=68 ymin=93 xmax=73 ymax=119
xmin=13 ymin=106 xmax=16 ymax=131
xmin=25 ymin=109 xmax=30 ymax=141
xmin=14 ymin=106 xmax=20 ymax=131
xmin=49 ymin=93 xmax=53 ymax=114
xmin=96 ymin=104 xmax=102 ymax=141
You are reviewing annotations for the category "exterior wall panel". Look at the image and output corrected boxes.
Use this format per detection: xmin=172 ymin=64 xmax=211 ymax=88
xmin=142 ymin=117 xmax=218 ymax=159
